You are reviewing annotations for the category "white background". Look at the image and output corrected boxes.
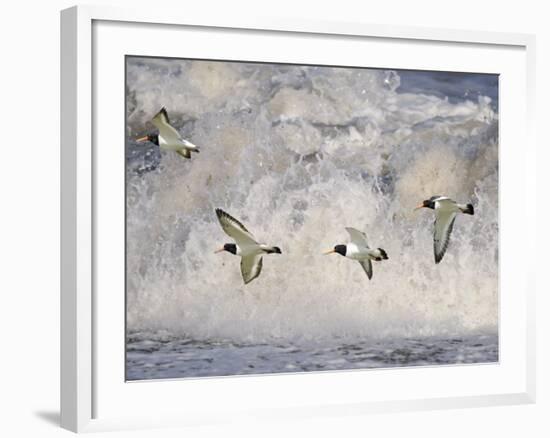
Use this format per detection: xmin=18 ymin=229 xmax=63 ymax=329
xmin=0 ymin=0 xmax=546 ymax=437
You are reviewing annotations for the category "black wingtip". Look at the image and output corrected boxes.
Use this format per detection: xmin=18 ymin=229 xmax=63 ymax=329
xmin=216 ymin=208 xmax=232 ymax=222
xmin=215 ymin=208 xmax=249 ymax=233
xmin=159 ymin=107 xmax=169 ymax=124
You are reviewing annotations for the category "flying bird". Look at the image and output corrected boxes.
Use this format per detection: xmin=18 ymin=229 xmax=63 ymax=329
xmin=214 ymin=208 xmax=282 ymax=285
xmin=414 ymin=196 xmax=474 ymax=264
xmin=324 ymin=227 xmax=388 ymax=280
xmin=136 ymin=107 xmax=200 ymax=159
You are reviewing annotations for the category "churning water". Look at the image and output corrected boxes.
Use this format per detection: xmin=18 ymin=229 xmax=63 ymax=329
xmin=125 ymin=58 xmax=499 ymax=380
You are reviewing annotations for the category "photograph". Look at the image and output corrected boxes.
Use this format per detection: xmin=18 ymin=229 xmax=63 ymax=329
xmin=125 ymin=56 xmax=499 ymax=381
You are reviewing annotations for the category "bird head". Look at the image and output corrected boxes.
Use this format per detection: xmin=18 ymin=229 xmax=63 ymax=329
xmin=414 ymin=199 xmax=435 ymax=211
xmin=214 ymin=243 xmax=237 ymax=255
xmin=323 ymin=244 xmax=346 ymax=256
xmin=136 ymin=134 xmax=159 ymax=146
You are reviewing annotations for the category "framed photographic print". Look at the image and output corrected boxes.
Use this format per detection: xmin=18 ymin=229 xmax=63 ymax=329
xmin=61 ymin=5 xmax=536 ymax=433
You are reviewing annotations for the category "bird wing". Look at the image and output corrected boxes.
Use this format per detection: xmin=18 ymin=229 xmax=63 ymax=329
xmin=433 ymin=209 xmax=457 ymax=263
xmin=176 ymin=149 xmax=191 ymax=159
xmin=345 ymin=227 xmax=370 ymax=248
xmin=240 ymin=255 xmax=263 ymax=284
xmin=215 ymin=209 xmax=258 ymax=248
xmin=358 ymin=259 xmax=373 ymax=280
xmin=151 ymin=108 xmax=182 ymax=143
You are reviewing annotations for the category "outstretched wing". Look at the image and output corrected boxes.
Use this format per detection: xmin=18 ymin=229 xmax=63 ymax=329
xmin=154 ymin=107 xmax=171 ymax=125
xmin=345 ymin=227 xmax=370 ymax=248
xmin=151 ymin=107 xmax=182 ymax=143
xmin=240 ymin=255 xmax=263 ymax=284
xmin=358 ymin=259 xmax=373 ymax=280
xmin=215 ymin=209 xmax=258 ymax=247
xmin=433 ymin=210 xmax=457 ymax=264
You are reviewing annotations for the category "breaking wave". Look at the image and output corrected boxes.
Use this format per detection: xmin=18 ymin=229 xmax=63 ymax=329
xmin=125 ymin=58 xmax=498 ymax=343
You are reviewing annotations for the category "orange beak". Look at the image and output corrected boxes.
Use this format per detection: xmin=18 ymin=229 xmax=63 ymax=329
xmin=323 ymin=249 xmax=336 ymax=255
xmin=414 ymin=204 xmax=425 ymax=211
xmin=214 ymin=247 xmax=225 ymax=254
xmin=136 ymin=136 xmax=149 ymax=143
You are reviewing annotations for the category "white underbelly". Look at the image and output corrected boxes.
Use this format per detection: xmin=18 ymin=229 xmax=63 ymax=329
xmin=239 ymin=245 xmax=262 ymax=257
xmin=346 ymin=244 xmax=370 ymax=260
xmin=160 ymin=142 xmax=184 ymax=151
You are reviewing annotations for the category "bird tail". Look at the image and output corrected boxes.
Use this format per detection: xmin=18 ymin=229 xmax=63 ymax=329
xmin=183 ymin=139 xmax=200 ymax=153
xmin=264 ymin=246 xmax=282 ymax=254
xmin=460 ymin=204 xmax=474 ymax=215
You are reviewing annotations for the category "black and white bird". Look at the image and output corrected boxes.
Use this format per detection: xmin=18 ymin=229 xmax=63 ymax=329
xmin=414 ymin=196 xmax=474 ymax=264
xmin=136 ymin=107 xmax=200 ymax=159
xmin=324 ymin=227 xmax=388 ymax=280
xmin=214 ymin=209 xmax=282 ymax=285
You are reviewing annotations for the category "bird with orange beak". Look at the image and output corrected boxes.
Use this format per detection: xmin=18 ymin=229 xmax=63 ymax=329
xmin=136 ymin=107 xmax=200 ymax=159
xmin=324 ymin=227 xmax=388 ymax=280
xmin=214 ymin=209 xmax=282 ymax=285
xmin=414 ymin=195 xmax=474 ymax=264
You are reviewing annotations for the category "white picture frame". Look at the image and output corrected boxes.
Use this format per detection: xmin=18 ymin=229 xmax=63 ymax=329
xmin=60 ymin=5 xmax=536 ymax=433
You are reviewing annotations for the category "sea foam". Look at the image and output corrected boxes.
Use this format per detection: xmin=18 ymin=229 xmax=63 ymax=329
xmin=126 ymin=59 xmax=498 ymax=343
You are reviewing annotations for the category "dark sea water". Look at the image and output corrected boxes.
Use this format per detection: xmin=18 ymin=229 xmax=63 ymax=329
xmin=397 ymin=70 xmax=499 ymax=109
xmin=127 ymin=332 xmax=498 ymax=380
